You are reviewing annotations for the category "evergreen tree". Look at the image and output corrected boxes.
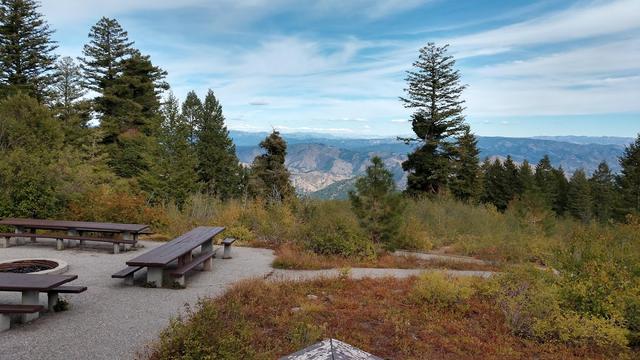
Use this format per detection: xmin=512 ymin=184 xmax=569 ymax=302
xmin=141 ymin=93 xmax=198 ymax=207
xmin=52 ymin=57 xmax=91 ymax=146
xmin=248 ymin=130 xmax=294 ymax=202
xmin=99 ymin=51 xmax=167 ymax=177
xmin=503 ymin=155 xmax=521 ymax=201
xmin=535 ymin=155 xmax=556 ymax=206
xmin=0 ymin=0 xmax=57 ymax=100
xmin=552 ymin=166 xmax=569 ymax=216
xmin=181 ymin=90 xmax=202 ymax=142
xmin=52 ymin=56 xmax=85 ymax=118
xmin=518 ymin=160 xmax=536 ymax=194
xmin=195 ymin=89 xmax=242 ymax=199
xmin=450 ymin=126 xmax=481 ymax=202
xmin=589 ymin=161 xmax=615 ymax=223
xmin=400 ymin=43 xmax=467 ymax=195
xmin=568 ymin=169 xmax=592 ymax=223
xmin=481 ymin=158 xmax=510 ymax=211
xmin=349 ymin=156 xmax=405 ymax=249
xmin=618 ymin=135 xmax=640 ymax=215
xmin=79 ymin=17 xmax=133 ymax=92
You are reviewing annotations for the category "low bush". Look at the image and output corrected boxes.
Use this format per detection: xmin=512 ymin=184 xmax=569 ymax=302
xmin=411 ymin=272 xmax=475 ymax=309
xmin=491 ymin=266 xmax=630 ymax=353
xmin=298 ymin=201 xmax=375 ymax=258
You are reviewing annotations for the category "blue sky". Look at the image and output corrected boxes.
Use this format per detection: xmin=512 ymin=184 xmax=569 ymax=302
xmin=41 ymin=0 xmax=640 ymax=138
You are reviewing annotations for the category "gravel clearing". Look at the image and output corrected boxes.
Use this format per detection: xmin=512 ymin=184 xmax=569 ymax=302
xmin=0 ymin=240 xmax=495 ymax=360
xmin=0 ymin=240 xmax=274 ymax=360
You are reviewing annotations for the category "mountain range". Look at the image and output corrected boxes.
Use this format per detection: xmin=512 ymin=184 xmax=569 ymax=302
xmin=230 ymin=131 xmax=634 ymax=199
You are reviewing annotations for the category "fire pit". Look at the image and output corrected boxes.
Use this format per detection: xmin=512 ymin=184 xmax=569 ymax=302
xmin=0 ymin=258 xmax=68 ymax=275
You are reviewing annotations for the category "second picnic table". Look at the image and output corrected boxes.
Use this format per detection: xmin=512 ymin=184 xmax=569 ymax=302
xmin=0 ymin=218 xmax=150 ymax=253
xmin=119 ymin=226 xmax=224 ymax=288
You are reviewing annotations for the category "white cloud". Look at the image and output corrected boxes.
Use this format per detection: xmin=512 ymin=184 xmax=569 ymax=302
xmin=449 ymin=0 xmax=640 ymax=54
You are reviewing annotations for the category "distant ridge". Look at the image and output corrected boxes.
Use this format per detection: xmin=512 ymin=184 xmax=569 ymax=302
xmin=230 ymin=131 xmax=630 ymax=195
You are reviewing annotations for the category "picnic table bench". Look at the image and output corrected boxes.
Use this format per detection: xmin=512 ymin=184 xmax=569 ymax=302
xmin=115 ymin=226 xmax=225 ymax=288
xmin=0 ymin=218 xmax=150 ymax=253
xmin=0 ymin=273 xmax=84 ymax=331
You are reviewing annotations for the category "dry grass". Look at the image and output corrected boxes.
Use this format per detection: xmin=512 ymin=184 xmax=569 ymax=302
xmin=272 ymin=243 xmax=501 ymax=271
xmin=145 ymin=277 xmax=630 ymax=360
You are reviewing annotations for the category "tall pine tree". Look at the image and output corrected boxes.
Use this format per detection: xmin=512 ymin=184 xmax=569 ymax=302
xmin=503 ymin=155 xmax=521 ymax=201
xmin=181 ymin=90 xmax=202 ymax=142
xmin=568 ymin=169 xmax=592 ymax=223
xmin=618 ymin=135 xmax=640 ymax=216
xmin=400 ymin=43 xmax=467 ymax=195
xmin=248 ymin=130 xmax=294 ymax=202
xmin=100 ymin=51 xmax=168 ymax=177
xmin=140 ymin=93 xmax=198 ymax=207
xmin=481 ymin=158 xmax=510 ymax=211
xmin=0 ymin=0 xmax=57 ymax=100
xmin=518 ymin=160 xmax=536 ymax=195
xmin=195 ymin=90 xmax=242 ymax=199
xmin=52 ymin=56 xmax=91 ymax=146
xmin=79 ymin=17 xmax=133 ymax=92
xmin=589 ymin=161 xmax=615 ymax=223
xmin=450 ymin=126 xmax=481 ymax=202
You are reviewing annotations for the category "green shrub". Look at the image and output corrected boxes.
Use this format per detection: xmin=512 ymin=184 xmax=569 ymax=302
xmin=533 ymin=312 xmax=628 ymax=350
xmin=300 ymin=201 xmax=375 ymax=258
xmin=492 ymin=266 xmax=629 ymax=352
xmin=411 ymin=272 xmax=475 ymax=309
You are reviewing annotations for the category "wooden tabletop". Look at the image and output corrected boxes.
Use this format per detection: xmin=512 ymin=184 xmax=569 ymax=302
xmin=0 ymin=218 xmax=150 ymax=233
xmin=127 ymin=226 xmax=224 ymax=267
xmin=0 ymin=273 xmax=78 ymax=292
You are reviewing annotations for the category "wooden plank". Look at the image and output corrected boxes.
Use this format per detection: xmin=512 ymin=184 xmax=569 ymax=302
xmin=0 ymin=218 xmax=149 ymax=233
xmin=0 ymin=273 xmax=78 ymax=292
xmin=169 ymin=250 xmax=216 ymax=277
xmin=112 ymin=266 xmax=142 ymax=278
xmin=45 ymin=286 xmax=87 ymax=294
xmin=0 ymin=233 xmax=136 ymax=244
xmin=0 ymin=304 xmax=44 ymax=314
xmin=126 ymin=227 xmax=224 ymax=267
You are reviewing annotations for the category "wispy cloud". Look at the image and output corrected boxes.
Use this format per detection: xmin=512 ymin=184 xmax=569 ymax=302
xmin=448 ymin=0 xmax=640 ymax=53
xmin=41 ymin=0 xmax=640 ymax=137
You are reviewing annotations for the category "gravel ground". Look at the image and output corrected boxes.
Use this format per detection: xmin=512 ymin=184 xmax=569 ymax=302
xmin=0 ymin=240 xmax=495 ymax=360
xmin=0 ymin=240 xmax=274 ymax=360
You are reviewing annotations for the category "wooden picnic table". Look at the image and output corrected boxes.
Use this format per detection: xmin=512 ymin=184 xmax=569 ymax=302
xmin=0 ymin=273 xmax=78 ymax=323
xmin=0 ymin=218 xmax=150 ymax=253
xmin=123 ymin=226 xmax=224 ymax=287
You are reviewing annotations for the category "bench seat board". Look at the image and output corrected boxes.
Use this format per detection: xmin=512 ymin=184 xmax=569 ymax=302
xmin=169 ymin=250 xmax=216 ymax=277
xmin=112 ymin=266 xmax=142 ymax=278
xmin=0 ymin=233 xmax=136 ymax=244
xmin=46 ymin=286 xmax=87 ymax=294
xmin=127 ymin=227 xmax=224 ymax=267
xmin=221 ymin=238 xmax=236 ymax=245
xmin=0 ymin=304 xmax=44 ymax=314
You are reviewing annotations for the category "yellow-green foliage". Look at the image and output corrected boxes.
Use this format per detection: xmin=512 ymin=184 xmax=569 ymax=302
xmin=297 ymin=200 xmax=375 ymax=258
xmin=492 ymin=266 xmax=630 ymax=352
xmin=533 ymin=312 xmax=628 ymax=350
xmin=411 ymin=272 xmax=475 ymax=309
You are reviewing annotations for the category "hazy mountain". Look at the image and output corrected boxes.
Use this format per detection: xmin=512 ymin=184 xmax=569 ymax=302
xmin=532 ymin=136 xmax=633 ymax=147
xmin=230 ymin=131 xmax=627 ymax=196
